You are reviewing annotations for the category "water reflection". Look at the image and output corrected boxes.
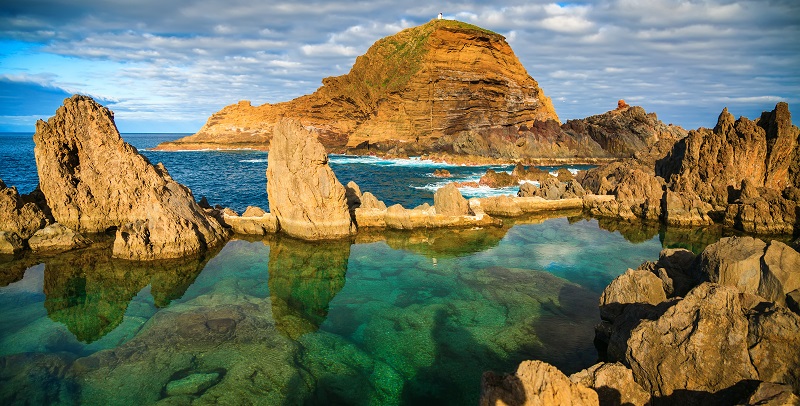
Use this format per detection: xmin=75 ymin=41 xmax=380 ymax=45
xmin=42 ymin=242 xmax=218 ymax=343
xmin=267 ymin=236 xmax=350 ymax=339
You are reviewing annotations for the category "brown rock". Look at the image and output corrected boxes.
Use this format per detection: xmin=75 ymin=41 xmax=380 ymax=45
xmin=265 ymin=118 xmax=355 ymax=240
xmin=344 ymin=181 xmax=362 ymax=211
xmin=569 ymin=362 xmax=651 ymax=406
xmin=27 ymin=223 xmax=90 ymax=253
xmin=0 ymin=179 xmax=51 ymax=240
xmin=33 ymin=95 xmax=228 ymax=260
xmin=788 ymin=289 xmax=800 ymax=315
xmin=625 ymin=283 xmax=758 ymax=399
xmin=477 ymin=195 xmax=523 ymax=217
xmin=759 ymin=241 xmax=800 ymax=306
xmin=599 ymin=268 xmax=667 ymax=322
xmin=692 ymin=236 xmax=765 ymax=296
xmin=359 ymin=192 xmax=387 ymax=210
xmin=242 ymin=206 xmax=267 ymax=217
xmin=479 ymin=169 xmax=518 ymax=188
xmin=746 ymin=303 xmax=800 ymax=392
xmin=738 ymin=382 xmax=800 ymax=406
xmin=0 ymin=231 xmax=23 ymax=254
xmin=155 ymin=20 xmax=560 ymax=161
xmin=432 ymin=169 xmax=452 ymax=178
xmin=434 ymin=183 xmax=471 ymax=216
xmin=481 ymin=360 xmax=599 ymax=406
xmin=220 ymin=208 xmax=278 ymax=235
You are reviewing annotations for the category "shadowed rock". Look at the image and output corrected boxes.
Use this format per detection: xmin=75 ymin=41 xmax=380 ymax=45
xmin=480 ymin=360 xmax=598 ymax=406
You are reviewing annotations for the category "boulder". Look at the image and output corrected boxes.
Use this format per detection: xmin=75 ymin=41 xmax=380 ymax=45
xmin=266 ymin=118 xmax=355 ymax=240
xmin=655 ymin=248 xmax=697 ymax=297
xmin=517 ymin=182 xmax=537 ymax=198
xmin=434 ymin=183 xmax=471 ymax=216
xmin=746 ymin=303 xmax=800 ymax=392
xmin=691 ymin=236 xmax=765 ymax=295
xmin=479 ymin=169 xmax=518 ymax=188
xmin=788 ymin=289 xmax=800 ymax=315
xmin=0 ymin=231 xmax=23 ymax=254
xmin=359 ymin=192 xmax=387 ymax=210
xmin=477 ymin=195 xmax=523 ymax=217
xmin=599 ymin=268 xmax=667 ymax=322
xmin=694 ymin=237 xmax=800 ymax=305
xmin=33 ymin=95 xmax=228 ymax=260
xmin=27 ymin=223 xmax=90 ymax=252
xmin=625 ymin=283 xmax=758 ymax=400
xmin=344 ymin=181 xmax=362 ymax=211
xmin=481 ymin=360 xmax=599 ymax=406
xmin=432 ymin=169 xmax=452 ymax=178
xmin=738 ymin=382 xmax=800 ymax=405
xmin=0 ymin=179 xmax=51 ymax=240
xmin=569 ymin=362 xmax=651 ymax=406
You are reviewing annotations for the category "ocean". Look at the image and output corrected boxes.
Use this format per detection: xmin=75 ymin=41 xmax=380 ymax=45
xmin=0 ymin=132 xmax=722 ymax=404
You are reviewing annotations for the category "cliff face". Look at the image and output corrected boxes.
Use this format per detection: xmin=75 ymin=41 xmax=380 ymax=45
xmin=154 ymin=20 xmax=560 ymax=157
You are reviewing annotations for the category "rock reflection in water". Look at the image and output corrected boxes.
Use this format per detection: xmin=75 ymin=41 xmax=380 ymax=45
xmin=43 ymin=241 xmax=218 ymax=343
xmin=267 ymin=236 xmax=350 ymax=339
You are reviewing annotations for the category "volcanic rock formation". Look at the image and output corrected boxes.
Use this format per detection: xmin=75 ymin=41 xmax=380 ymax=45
xmin=266 ymin=118 xmax=355 ymax=240
xmin=33 ymin=95 xmax=229 ymax=260
xmin=0 ymin=179 xmax=52 ymax=253
xmin=583 ymin=102 xmax=800 ymax=234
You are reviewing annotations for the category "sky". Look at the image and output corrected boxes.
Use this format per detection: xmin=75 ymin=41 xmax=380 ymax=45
xmin=1 ymin=0 xmax=798 ymax=133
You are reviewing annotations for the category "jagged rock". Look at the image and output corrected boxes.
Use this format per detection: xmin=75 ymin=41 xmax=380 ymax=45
xmin=0 ymin=231 xmax=23 ymax=254
xmin=556 ymin=168 xmax=574 ymax=182
xmin=655 ymin=248 xmax=697 ymax=297
xmin=0 ymin=179 xmax=51 ymax=240
xmin=517 ymin=182 xmax=537 ymax=198
xmin=599 ymin=268 xmax=667 ymax=322
xmin=479 ymin=169 xmax=518 ymax=188
xmin=663 ymin=189 xmax=714 ymax=226
xmin=480 ymin=360 xmax=599 ymax=406
xmin=693 ymin=237 xmax=800 ymax=306
xmin=737 ymin=382 xmax=800 ymax=406
xmin=432 ymin=169 xmax=452 ymax=178
xmin=33 ymin=95 xmax=228 ymax=260
xmin=569 ymin=362 xmax=651 ymax=406
xmin=625 ymin=283 xmax=759 ymax=400
xmin=344 ymin=181 xmax=362 ymax=211
xmin=359 ymin=192 xmax=386 ymax=210
xmin=724 ymin=185 xmax=798 ymax=234
xmin=265 ymin=118 xmax=355 ymax=240
xmin=27 ymin=223 xmax=90 ymax=252
xmin=512 ymin=165 xmax=550 ymax=183
xmin=434 ymin=183 xmax=471 ymax=216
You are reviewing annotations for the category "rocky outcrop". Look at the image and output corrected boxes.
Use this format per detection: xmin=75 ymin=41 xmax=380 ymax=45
xmin=0 ymin=231 xmax=24 ymax=254
xmin=518 ymin=178 xmax=585 ymax=200
xmin=480 ymin=360 xmax=599 ymax=406
xmin=155 ymin=20 xmax=560 ymax=159
xmin=0 ymin=179 xmax=51 ymax=243
xmin=582 ymin=102 xmax=800 ymax=234
xmin=692 ymin=237 xmax=800 ymax=306
xmin=598 ymin=268 xmax=667 ymax=322
xmin=562 ymin=104 xmax=687 ymax=158
xmin=265 ymin=118 xmax=355 ymax=240
xmin=434 ymin=183 xmax=472 ymax=216
xmin=568 ymin=362 xmax=651 ymax=406
xmin=33 ymin=95 xmax=228 ymax=260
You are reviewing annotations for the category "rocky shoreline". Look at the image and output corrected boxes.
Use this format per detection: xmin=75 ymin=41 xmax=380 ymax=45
xmin=481 ymin=236 xmax=800 ymax=405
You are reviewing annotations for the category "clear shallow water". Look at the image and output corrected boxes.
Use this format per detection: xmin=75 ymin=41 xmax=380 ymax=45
xmin=0 ymin=132 xmax=725 ymax=404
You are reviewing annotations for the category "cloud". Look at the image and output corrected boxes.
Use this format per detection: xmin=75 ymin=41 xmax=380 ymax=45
xmin=0 ymin=0 xmax=797 ymax=132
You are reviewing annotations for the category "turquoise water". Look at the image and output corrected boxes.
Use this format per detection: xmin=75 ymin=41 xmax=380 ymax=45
xmin=0 ymin=132 xmax=725 ymax=404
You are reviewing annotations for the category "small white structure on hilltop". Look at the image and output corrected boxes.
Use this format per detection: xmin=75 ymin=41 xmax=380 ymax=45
xmin=438 ymin=12 xmax=443 ymax=20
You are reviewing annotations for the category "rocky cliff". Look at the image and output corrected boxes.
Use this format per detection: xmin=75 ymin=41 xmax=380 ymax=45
xmin=33 ymin=95 xmax=229 ymax=260
xmin=154 ymin=20 xmax=573 ymax=159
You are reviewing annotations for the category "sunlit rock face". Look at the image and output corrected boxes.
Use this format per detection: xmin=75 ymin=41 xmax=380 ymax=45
xmin=33 ymin=95 xmax=228 ymax=260
xmin=265 ymin=118 xmax=355 ymax=240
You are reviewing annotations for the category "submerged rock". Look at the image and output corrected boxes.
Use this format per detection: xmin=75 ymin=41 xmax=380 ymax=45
xmin=265 ymin=118 xmax=355 ymax=240
xmin=33 ymin=95 xmax=228 ymax=260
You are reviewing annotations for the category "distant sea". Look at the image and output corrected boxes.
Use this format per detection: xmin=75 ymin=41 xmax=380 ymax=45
xmin=0 ymin=132 xmax=592 ymax=213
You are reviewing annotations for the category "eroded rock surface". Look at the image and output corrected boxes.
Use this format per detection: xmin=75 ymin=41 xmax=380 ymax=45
xmin=481 ymin=360 xmax=598 ymax=406
xmin=0 ymin=179 xmax=51 ymax=242
xmin=265 ymin=118 xmax=355 ymax=240
xmin=33 ymin=95 xmax=228 ymax=260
